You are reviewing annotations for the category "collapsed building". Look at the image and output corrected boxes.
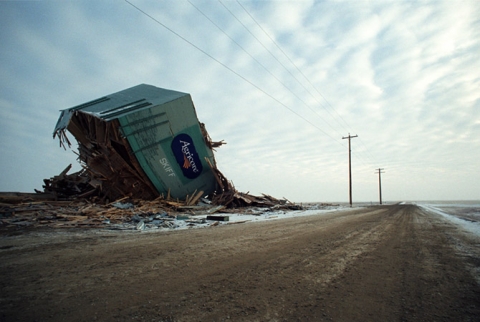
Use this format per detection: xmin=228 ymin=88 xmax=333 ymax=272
xmin=0 ymin=83 xmax=302 ymax=232
xmin=48 ymin=84 xmax=295 ymax=209
xmin=52 ymin=84 xmax=227 ymax=202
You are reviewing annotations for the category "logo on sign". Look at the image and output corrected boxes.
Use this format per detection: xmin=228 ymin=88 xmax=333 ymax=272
xmin=171 ymin=133 xmax=203 ymax=179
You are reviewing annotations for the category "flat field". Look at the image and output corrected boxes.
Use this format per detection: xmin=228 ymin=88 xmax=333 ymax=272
xmin=1 ymin=204 xmax=479 ymax=321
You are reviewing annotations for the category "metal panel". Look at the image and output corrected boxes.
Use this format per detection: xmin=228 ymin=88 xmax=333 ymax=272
xmin=54 ymin=84 xmax=218 ymax=199
xmin=118 ymin=95 xmax=216 ymax=198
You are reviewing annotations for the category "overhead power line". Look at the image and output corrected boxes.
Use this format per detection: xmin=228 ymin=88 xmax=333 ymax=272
xmin=188 ymin=0 xmax=341 ymax=138
xmin=234 ymin=1 xmax=378 ymax=166
xmin=123 ymin=0 xmax=340 ymax=142
xmin=227 ymin=0 xmax=347 ymax=139
xmin=124 ymin=0 xmax=380 ymax=172
xmin=236 ymin=0 xmax=351 ymax=133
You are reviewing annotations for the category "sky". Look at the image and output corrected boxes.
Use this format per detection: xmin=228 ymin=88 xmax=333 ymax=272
xmin=1 ymin=0 xmax=479 ymax=203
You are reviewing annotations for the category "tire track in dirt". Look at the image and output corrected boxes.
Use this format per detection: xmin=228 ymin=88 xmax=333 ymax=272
xmin=1 ymin=205 xmax=479 ymax=321
xmin=180 ymin=207 xmax=393 ymax=321
xmin=310 ymin=204 xmax=480 ymax=322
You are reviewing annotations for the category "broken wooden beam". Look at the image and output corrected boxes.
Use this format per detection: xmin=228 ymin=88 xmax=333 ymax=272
xmin=206 ymin=215 xmax=229 ymax=222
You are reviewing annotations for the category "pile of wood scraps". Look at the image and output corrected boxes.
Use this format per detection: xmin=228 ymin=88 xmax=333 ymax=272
xmin=211 ymin=189 xmax=301 ymax=210
xmin=38 ymin=162 xmax=300 ymax=211
xmin=39 ymin=164 xmax=99 ymax=200
xmin=53 ymin=115 xmax=159 ymax=201
xmin=0 ymin=192 xmax=303 ymax=231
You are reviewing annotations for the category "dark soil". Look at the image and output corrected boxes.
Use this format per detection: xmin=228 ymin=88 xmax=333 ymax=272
xmin=1 ymin=204 xmax=479 ymax=321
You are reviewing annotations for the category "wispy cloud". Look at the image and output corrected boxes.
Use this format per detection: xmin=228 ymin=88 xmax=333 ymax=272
xmin=0 ymin=0 xmax=479 ymax=201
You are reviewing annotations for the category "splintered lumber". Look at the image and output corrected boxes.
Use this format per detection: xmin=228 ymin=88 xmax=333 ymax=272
xmin=234 ymin=192 xmax=254 ymax=204
xmin=58 ymin=164 xmax=73 ymax=178
xmin=0 ymin=192 xmax=57 ymax=203
xmin=188 ymin=190 xmax=204 ymax=206
xmin=0 ymin=190 xmax=303 ymax=230
xmin=46 ymin=97 xmax=289 ymax=209
xmin=162 ymin=200 xmax=183 ymax=208
xmin=50 ymin=116 xmax=159 ymax=201
xmin=207 ymin=205 xmax=225 ymax=214
xmin=39 ymin=135 xmax=298 ymax=209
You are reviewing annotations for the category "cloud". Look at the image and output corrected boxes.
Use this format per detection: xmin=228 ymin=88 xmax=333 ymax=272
xmin=1 ymin=0 xmax=479 ymax=201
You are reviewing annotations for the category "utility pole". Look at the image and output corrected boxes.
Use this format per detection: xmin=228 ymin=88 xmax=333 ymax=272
xmin=342 ymin=133 xmax=358 ymax=207
xmin=375 ymin=168 xmax=385 ymax=204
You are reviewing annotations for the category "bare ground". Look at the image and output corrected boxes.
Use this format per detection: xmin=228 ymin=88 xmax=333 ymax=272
xmin=0 ymin=204 xmax=479 ymax=321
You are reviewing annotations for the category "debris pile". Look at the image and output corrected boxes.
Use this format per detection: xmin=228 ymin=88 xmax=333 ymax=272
xmin=11 ymin=83 xmax=303 ymax=228
xmin=39 ymin=164 xmax=98 ymax=200
xmin=38 ymin=163 xmax=296 ymax=210
xmin=54 ymin=116 xmax=159 ymax=201
xmin=0 ymin=192 xmax=302 ymax=231
xmin=52 ymin=84 xmax=226 ymax=202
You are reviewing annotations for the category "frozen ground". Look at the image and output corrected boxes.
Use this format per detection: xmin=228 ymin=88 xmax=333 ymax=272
xmin=207 ymin=203 xmax=352 ymax=223
xmin=2 ymin=203 xmax=479 ymax=321
xmin=106 ymin=201 xmax=480 ymax=236
xmin=112 ymin=203 xmax=357 ymax=232
xmin=221 ymin=201 xmax=480 ymax=239
xmin=102 ymin=201 xmax=480 ymax=236
xmin=416 ymin=201 xmax=480 ymax=237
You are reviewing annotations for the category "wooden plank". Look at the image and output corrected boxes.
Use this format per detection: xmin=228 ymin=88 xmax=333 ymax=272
xmin=188 ymin=190 xmax=204 ymax=206
xmin=207 ymin=215 xmax=229 ymax=221
xmin=207 ymin=205 xmax=225 ymax=214
xmin=0 ymin=192 xmax=57 ymax=203
xmin=58 ymin=164 xmax=73 ymax=179
xmin=95 ymin=117 xmax=106 ymax=145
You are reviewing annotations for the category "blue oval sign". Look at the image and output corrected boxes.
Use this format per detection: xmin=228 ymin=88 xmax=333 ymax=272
xmin=171 ymin=133 xmax=203 ymax=179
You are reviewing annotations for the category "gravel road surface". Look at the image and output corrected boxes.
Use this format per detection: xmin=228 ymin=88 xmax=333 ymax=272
xmin=1 ymin=204 xmax=479 ymax=321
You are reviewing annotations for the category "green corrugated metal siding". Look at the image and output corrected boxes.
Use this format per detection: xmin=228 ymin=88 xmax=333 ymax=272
xmin=118 ymin=95 xmax=216 ymax=197
xmin=55 ymin=84 xmax=218 ymax=199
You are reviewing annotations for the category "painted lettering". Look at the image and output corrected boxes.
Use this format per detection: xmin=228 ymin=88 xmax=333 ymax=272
xmin=159 ymin=158 xmax=176 ymax=177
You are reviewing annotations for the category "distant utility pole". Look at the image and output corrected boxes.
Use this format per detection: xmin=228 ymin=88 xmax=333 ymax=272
xmin=342 ymin=133 xmax=358 ymax=207
xmin=375 ymin=168 xmax=385 ymax=204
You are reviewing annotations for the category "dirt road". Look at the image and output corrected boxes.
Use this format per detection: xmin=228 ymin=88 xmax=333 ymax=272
xmin=1 ymin=204 xmax=479 ymax=321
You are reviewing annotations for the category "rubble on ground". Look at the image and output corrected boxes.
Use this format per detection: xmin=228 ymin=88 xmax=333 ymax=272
xmin=1 ymin=84 xmax=305 ymax=231
xmin=44 ymin=84 xmax=297 ymax=210
xmin=38 ymin=163 xmax=299 ymax=210
xmin=51 ymin=84 xmax=229 ymax=202
xmin=0 ymin=192 xmax=305 ymax=231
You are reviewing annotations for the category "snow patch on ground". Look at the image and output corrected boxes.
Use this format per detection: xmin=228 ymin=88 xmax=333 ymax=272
xmin=418 ymin=203 xmax=480 ymax=237
xmin=222 ymin=205 xmax=352 ymax=223
xmin=115 ymin=204 xmax=357 ymax=232
xmin=181 ymin=205 xmax=355 ymax=230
